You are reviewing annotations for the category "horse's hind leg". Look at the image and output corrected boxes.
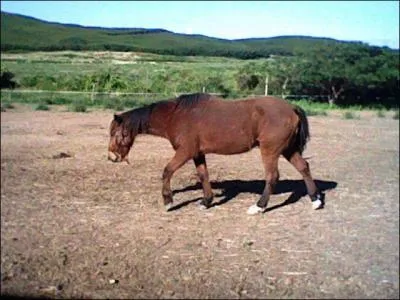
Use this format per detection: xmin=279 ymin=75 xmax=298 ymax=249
xmin=162 ymin=150 xmax=190 ymax=211
xmin=247 ymin=149 xmax=280 ymax=215
xmin=284 ymin=151 xmax=324 ymax=210
xmin=193 ymin=154 xmax=214 ymax=209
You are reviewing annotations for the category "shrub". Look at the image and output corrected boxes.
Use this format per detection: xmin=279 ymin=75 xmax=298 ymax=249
xmin=0 ymin=70 xmax=17 ymax=89
xmin=35 ymin=103 xmax=50 ymax=111
xmin=235 ymin=73 xmax=261 ymax=90
xmin=102 ymin=99 xmax=125 ymax=111
xmin=376 ymin=110 xmax=385 ymax=118
xmin=45 ymin=96 xmax=70 ymax=105
xmin=304 ymin=108 xmax=328 ymax=116
xmin=343 ymin=111 xmax=360 ymax=119
xmin=1 ymin=102 xmax=15 ymax=109
xmin=69 ymin=101 xmax=87 ymax=112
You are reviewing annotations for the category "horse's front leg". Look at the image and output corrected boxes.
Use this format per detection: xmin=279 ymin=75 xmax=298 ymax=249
xmin=193 ymin=154 xmax=214 ymax=209
xmin=162 ymin=150 xmax=190 ymax=211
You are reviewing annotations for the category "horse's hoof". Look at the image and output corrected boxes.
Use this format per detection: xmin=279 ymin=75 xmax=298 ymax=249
xmin=198 ymin=204 xmax=209 ymax=210
xmin=247 ymin=204 xmax=265 ymax=215
xmin=165 ymin=203 xmax=174 ymax=212
xmin=312 ymin=199 xmax=323 ymax=210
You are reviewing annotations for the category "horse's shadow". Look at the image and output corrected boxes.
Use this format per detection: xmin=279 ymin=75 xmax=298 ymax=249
xmin=170 ymin=179 xmax=337 ymax=212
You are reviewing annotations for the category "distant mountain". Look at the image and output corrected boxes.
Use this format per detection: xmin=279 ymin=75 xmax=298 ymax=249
xmin=1 ymin=11 xmax=395 ymax=58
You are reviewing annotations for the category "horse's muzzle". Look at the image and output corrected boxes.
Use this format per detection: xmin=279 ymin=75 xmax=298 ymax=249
xmin=108 ymin=151 xmax=130 ymax=164
xmin=108 ymin=151 xmax=120 ymax=163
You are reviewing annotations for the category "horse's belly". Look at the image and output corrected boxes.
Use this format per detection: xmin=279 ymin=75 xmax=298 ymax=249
xmin=200 ymin=134 xmax=255 ymax=155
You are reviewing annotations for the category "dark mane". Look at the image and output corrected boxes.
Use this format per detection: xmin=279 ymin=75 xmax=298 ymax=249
xmin=118 ymin=93 xmax=212 ymax=133
xmin=175 ymin=93 xmax=213 ymax=109
xmin=120 ymin=103 xmax=157 ymax=134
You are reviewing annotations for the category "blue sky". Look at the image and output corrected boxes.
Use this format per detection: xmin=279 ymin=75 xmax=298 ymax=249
xmin=1 ymin=1 xmax=399 ymax=49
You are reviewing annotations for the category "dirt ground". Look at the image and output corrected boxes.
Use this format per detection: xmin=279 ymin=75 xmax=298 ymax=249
xmin=1 ymin=104 xmax=399 ymax=299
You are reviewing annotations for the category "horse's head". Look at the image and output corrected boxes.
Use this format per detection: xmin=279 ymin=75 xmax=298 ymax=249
xmin=108 ymin=114 xmax=135 ymax=164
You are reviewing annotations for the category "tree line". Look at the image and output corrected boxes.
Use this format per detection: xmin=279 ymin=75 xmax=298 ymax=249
xmin=237 ymin=43 xmax=399 ymax=107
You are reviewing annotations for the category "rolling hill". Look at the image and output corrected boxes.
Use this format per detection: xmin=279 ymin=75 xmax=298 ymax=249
xmin=0 ymin=11 xmax=394 ymax=59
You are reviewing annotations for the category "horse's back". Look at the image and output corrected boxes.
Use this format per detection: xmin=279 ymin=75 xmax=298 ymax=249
xmin=176 ymin=96 xmax=297 ymax=154
xmin=248 ymin=96 xmax=296 ymax=115
xmin=225 ymin=96 xmax=299 ymax=148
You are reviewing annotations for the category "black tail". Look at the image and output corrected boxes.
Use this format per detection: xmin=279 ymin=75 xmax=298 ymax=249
xmin=293 ymin=105 xmax=310 ymax=154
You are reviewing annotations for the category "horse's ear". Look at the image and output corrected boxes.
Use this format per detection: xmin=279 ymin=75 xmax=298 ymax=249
xmin=114 ymin=114 xmax=123 ymax=124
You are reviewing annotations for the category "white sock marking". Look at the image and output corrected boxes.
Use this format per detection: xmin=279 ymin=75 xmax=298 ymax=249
xmin=312 ymin=199 xmax=323 ymax=210
xmin=198 ymin=204 xmax=208 ymax=210
xmin=247 ymin=204 xmax=265 ymax=215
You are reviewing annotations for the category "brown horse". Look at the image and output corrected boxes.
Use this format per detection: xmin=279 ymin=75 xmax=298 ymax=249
xmin=108 ymin=93 xmax=324 ymax=215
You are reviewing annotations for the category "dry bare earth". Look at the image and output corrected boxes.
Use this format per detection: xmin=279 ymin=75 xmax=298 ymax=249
xmin=1 ymin=105 xmax=399 ymax=299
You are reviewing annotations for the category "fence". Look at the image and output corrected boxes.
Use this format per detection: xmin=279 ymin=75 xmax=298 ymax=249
xmin=0 ymin=89 xmax=331 ymax=105
xmin=1 ymin=89 xmax=226 ymax=102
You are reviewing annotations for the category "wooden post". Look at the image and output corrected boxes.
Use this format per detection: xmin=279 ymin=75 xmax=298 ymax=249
xmin=91 ymin=83 xmax=96 ymax=104
xmin=264 ymin=74 xmax=269 ymax=96
xmin=202 ymin=86 xmax=205 ymax=93
xmin=282 ymin=77 xmax=289 ymax=99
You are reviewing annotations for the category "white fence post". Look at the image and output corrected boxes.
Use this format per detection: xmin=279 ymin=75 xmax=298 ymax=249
xmin=264 ymin=75 xmax=269 ymax=96
xmin=91 ymin=83 xmax=96 ymax=103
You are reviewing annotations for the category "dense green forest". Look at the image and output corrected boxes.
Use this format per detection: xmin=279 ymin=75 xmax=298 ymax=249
xmin=1 ymin=11 xmax=399 ymax=108
xmin=2 ymin=11 xmax=396 ymax=58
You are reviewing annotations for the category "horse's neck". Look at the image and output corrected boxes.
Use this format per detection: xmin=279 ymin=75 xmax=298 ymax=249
xmin=147 ymin=102 xmax=174 ymax=138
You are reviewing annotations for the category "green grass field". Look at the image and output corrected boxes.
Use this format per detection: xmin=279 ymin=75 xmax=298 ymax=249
xmin=1 ymin=51 xmax=398 ymax=118
xmin=1 ymin=51 xmax=254 ymax=96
